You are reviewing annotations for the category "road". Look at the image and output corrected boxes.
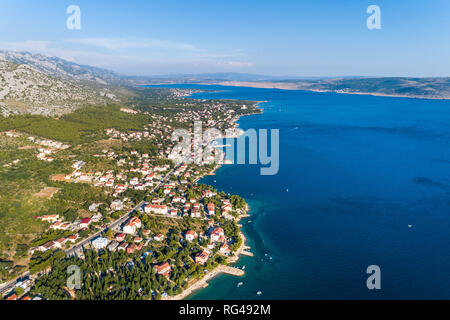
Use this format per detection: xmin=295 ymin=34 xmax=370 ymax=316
xmin=0 ymin=162 xmax=181 ymax=298
xmin=66 ymin=164 xmax=179 ymax=256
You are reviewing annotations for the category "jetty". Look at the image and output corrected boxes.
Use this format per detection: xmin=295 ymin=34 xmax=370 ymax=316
xmin=221 ymin=265 xmax=245 ymax=277
xmin=241 ymin=250 xmax=254 ymax=257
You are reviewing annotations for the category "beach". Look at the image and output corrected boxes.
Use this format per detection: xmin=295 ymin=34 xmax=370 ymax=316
xmin=163 ymin=230 xmax=249 ymax=300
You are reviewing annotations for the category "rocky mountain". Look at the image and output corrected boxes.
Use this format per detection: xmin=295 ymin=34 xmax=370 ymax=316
xmin=0 ymin=59 xmax=110 ymax=116
xmin=0 ymin=50 xmax=121 ymax=85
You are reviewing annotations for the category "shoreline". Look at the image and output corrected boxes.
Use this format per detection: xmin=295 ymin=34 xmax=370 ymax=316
xmin=211 ymin=81 xmax=450 ymax=101
xmin=163 ymin=230 xmax=249 ymax=301
xmin=171 ymin=168 xmax=252 ymax=300
xmin=161 ymin=94 xmax=260 ymax=301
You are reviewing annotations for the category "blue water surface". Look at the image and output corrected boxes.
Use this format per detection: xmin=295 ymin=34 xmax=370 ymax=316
xmin=152 ymin=85 xmax=450 ymax=299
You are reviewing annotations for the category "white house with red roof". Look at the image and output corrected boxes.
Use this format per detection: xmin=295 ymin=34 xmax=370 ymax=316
xmin=79 ymin=218 xmax=92 ymax=229
xmin=123 ymin=217 xmax=142 ymax=234
xmin=220 ymin=243 xmax=231 ymax=255
xmin=116 ymin=233 xmax=126 ymax=242
xmin=195 ymin=250 xmax=210 ymax=265
xmin=210 ymin=227 xmax=225 ymax=243
xmin=154 ymin=262 xmax=172 ymax=277
xmin=185 ymin=230 xmax=198 ymax=242
xmin=207 ymin=203 xmax=215 ymax=216
xmin=145 ymin=204 xmax=168 ymax=215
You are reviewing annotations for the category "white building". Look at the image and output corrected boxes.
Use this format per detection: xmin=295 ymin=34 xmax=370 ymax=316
xmin=110 ymin=199 xmax=124 ymax=211
xmin=92 ymin=237 xmax=109 ymax=250
xmin=144 ymin=204 xmax=168 ymax=215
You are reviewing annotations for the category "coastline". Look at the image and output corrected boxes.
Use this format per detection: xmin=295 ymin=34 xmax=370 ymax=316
xmin=161 ymin=97 xmax=260 ymax=300
xmin=165 ymin=165 xmax=252 ymax=300
xmin=212 ymin=81 xmax=450 ymax=100
xmin=163 ymin=227 xmax=249 ymax=301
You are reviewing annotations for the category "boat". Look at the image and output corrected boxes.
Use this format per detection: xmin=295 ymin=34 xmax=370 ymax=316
xmin=257 ymin=291 xmax=262 ymax=296
xmin=237 ymin=282 xmax=243 ymax=288
xmin=242 ymin=266 xmax=246 ymax=270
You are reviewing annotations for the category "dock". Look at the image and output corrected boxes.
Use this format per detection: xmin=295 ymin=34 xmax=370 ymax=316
xmin=220 ymin=265 xmax=245 ymax=277
xmin=241 ymin=250 xmax=254 ymax=257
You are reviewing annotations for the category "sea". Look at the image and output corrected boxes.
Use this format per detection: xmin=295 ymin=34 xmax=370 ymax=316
xmin=151 ymin=84 xmax=450 ymax=299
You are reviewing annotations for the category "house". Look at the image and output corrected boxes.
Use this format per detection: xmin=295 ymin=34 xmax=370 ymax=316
xmin=92 ymin=237 xmax=109 ymax=250
xmin=195 ymin=250 xmax=210 ymax=265
xmin=50 ymin=222 xmax=71 ymax=231
xmin=72 ymin=160 xmax=85 ymax=170
xmin=221 ymin=203 xmax=233 ymax=215
xmin=210 ymin=227 xmax=225 ymax=243
xmin=130 ymin=177 xmax=139 ymax=186
xmin=88 ymin=203 xmax=99 ymax=212
xmin=107 ymin=240 xmax=119 ymax=252
xmin=126 ymin=243 xmax=143 ymax=254
xmin=202 ymin=190 xmax=216 ymax=198
xmin=142 ymin=230 xmax=151 ymax=238
xmin=116 ymin=233 xmax=126 ymax=242
xmin=220 ymin=243 xmax=231 ymax=255
xmin=91 ymin=214 xmax=102 ymax=223
xmin=191 ymin=208 xmax=201 ymax=219
xmin=154 ymin=233 xmax=165 ymax=242
xmin=134 ymin=237 xmax=143 ymax=243
xmin=66 ymin=234 xmax=79 ymax=243
xmin=55 ymin=238 xmax=68 ymax=247
xmin=110 ymin=199 xmax=124 ymax=211
xmin=39 ymin=214 xmax=60 ymax=223
xmin=185 ymin=230 xmax=198 ymax=242
xmin=145 ymin=204 xmax=168 ymax=215
xmin=79 ymin=218 xmax=92 ymax=229
xmin=154 ymin=262 xmax=171 ymax=277
xmin=122 ymin=217 xmax=142 ymax=234
xmin=6 ymin=293 xmax=18 ymax=300
xmin=207 ymin=203 xmax=215 ymax=216
xmin=37 ymin=241 xmax=56 ymax=252
xmin=118 ymin=242 xmax=128 ymax=252
xmin=172 ymin=196 xmax=182 ymax=204
xmin=169 ymin=209 xmax=178 ymax=217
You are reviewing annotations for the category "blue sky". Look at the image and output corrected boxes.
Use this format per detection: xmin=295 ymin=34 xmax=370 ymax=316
xmin=0 ymin=0 xmax=449 ymax=77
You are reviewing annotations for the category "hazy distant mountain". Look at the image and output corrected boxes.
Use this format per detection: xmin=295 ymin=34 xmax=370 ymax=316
xmin=124 ymin=72 xmax=345 ymax=85
xmin=284 ymin=77 xmax=450 ymax=99
xmin=0 ymin=49 xmax=448 ymax=117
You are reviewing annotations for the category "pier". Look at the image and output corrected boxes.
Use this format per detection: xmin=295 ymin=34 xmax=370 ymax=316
xmin=221 ymin=265 xmax=245 ymax=277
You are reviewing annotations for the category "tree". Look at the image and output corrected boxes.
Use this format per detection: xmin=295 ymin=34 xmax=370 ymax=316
xmin=15 ymin=287 xmax=25 ymax=296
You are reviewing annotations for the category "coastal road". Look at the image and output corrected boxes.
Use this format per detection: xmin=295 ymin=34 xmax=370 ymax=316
xmin=0 ymin=162 xmax=182 ymax=297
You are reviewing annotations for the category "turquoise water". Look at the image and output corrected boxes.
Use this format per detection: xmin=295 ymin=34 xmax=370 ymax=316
xmin=155 ymin=85 xmax=450 ymax=299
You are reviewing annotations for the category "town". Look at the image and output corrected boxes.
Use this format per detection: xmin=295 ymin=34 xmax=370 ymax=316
xmin=0 ymin=87 xmax=259 ymax=300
